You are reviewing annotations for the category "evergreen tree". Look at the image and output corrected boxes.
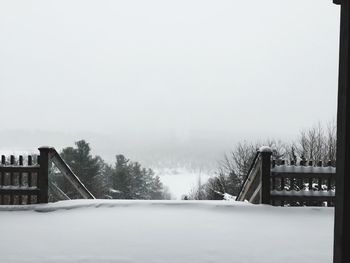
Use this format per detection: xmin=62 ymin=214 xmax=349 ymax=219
xmin=60 ymin=140 xmax=105 ymax=198
xmin=111 ymin=154 xmax=168 ymax=200
xmin=54 ymin=140 xmax=170 ymax=200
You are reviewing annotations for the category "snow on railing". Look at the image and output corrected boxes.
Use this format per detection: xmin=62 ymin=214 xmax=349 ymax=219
xmin=0 ymin=147 xmax=94 ymax=205
xmin=0 ymin=153 xmax=41 ymax=204
xmin=236 ymin=148 xmax=336 ymax=207
xmin=270 ymin=160 xmax=335 ymax=206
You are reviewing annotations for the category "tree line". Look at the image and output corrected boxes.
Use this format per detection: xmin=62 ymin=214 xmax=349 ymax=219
xmin=187 ymin=121 xmax=337 ymax=200
xmin=50 ymin=140 xmax=171 ymax=200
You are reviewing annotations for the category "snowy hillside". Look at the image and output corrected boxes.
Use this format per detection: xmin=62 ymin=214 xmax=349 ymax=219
xmin=155 ymin=167 xmax=212 ymax=199
xmin=0 ymin=200 xmax=333 ymax=263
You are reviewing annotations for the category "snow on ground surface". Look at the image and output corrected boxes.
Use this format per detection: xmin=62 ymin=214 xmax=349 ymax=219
xmin=0 ymin=200 xmax=334 ymax=263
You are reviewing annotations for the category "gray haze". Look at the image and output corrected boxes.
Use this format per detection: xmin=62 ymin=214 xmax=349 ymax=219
xmin=0 ymin=1 xmax=340 ymax=168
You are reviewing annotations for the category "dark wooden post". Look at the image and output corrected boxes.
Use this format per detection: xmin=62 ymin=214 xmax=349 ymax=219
xmin=19 ymin=155 xmax=23 ymax=204
xmin=333 ymin=1 xmax=350 ymax=263
xmin=38 ymin=147 xmax=51 ymax=204
xmin=10 ymin=155 xmax=15 ymax=204
xmin=260 ymin=149 xmax=272 ymax=205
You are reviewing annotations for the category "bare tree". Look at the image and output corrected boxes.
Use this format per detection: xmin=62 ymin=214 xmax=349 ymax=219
xmin=202 ymin=139 xmax=287 ymax=199
xmin=325 ymin=120 xmax=337 ymax=165
xmin=197 ymin=120 xmax=336 ymax=200
xmin=295 ymin=121 xmax=336 ymax=165
xmin=188 ymin=175 xmax=206 ymax=200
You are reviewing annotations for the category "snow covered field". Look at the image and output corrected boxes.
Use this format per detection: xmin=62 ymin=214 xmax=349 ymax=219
xmin=156 ymin=168 xmax=212 ymax=199
xmin=0 ymin=200 xmax=334 ymax=263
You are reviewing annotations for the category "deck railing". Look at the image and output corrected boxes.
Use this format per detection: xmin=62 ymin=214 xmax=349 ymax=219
xmin=236 ymin=147 xmax=336 ymax=206
xmin=235 ymin=149 xmax=272 ymax=204
xmin=0 ymin=146 xmax=94 ymax=205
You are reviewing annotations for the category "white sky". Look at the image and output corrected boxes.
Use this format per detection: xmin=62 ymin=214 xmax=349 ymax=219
xmin=0 ymin=0 xmax=340 ymax=166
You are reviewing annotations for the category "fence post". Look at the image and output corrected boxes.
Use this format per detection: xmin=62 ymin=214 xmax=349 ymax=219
xmin=38 ymin=147 xmax=51 ymax=204
xmin=260 ymin=147 xmax=272 ymax=205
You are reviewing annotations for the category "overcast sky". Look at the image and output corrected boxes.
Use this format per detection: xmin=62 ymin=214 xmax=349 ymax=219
xmin=0 ymin=0 xmax=340 ymax=165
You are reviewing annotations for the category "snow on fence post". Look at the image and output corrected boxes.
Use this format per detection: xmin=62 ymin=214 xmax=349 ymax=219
xmin=259 ymin=146 xmax=272 ymax=205
xmin=38 ymin=147 xmax=51 ymax=204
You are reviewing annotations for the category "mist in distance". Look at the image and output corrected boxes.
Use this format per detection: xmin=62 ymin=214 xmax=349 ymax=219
xmin=0 ymin=0 xmax=339 ymax=170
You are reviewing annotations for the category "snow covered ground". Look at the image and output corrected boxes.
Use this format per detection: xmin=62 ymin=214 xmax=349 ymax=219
xmin=155 ymin=168 xmax=212 ymax=199
xmin=0 ymin=200 xmax=334 ymax=263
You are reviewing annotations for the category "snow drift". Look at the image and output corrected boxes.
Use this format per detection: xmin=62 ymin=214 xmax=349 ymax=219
xmin=0 ymin=200 xmax=334 ymax=263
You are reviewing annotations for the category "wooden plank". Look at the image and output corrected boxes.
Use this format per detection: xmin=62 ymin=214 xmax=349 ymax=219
xmin=0 ymin=166 xmax=40 ymax=173
xmin=318 ymin=177 xmax=323 ymax=191
xmin=248 ymin=182 xmax=262 ymax=204
xmin=235 ymin=152 xmax=260 ymax=201
xmin=28 ymin=156 xmax=33 ymax=186
xmin=48 ymin=148 xmax=95 ymax=199
xmin=309 ymin=178 xmax=313 ymax=191
xmin=38 ymin=147 xmax=49 ymax=203
xmin=18 ymin=156 xmax=23 ymax=185
xmin=271 ymin=172 xmax=335 ymax=179
xmin=49 ymin=182 xmax=70 ymax=200
xmin=19 ymin=155 xmax=23 ymax=204
xmin=271 ymin=189 xmax=335 ymax=197
xmin=261 ymin=150 xmax=272 ymax=204
xmin=334 ymin=1 xmax=350 ymax=262
xmin=0 ymin=188 xmax=40 ymax=195
xmin=0 ymin=156 xmax=4 ymax=204
xmin=9 ymin=155 xmax=14 ymax=205
xmin=272 ymin=165 xmax=335 ymax=173
xmin=290 ymin=177 xmax=295 ymax=191
xmin=271 ymin=195 xmax=335 ymax=202
xmin=27 ymin=155 xmax=32 ymax=204
xmin=272 ymin=176 xmax=276 ymax=190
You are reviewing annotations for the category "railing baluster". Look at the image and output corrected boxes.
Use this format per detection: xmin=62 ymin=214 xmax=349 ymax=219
xmin=28 ymin=155 xmax=32 ymax=204
xmin=318 ymin=177 xmax=323 ymax=191
xmin=309 ymin=178 xmax=313 ymax=191
xmin=19 ymin=155 xmax=23 ymax=204
xmin=0 ymin=155 xmax=5 ymax=205
xmin=327 ymin=178 xmax=332 ymax=191
xmin=290 ymin=177 xmax=295 ymax=191
xmin=10 ymin=155 xmax=15 ymax=205
xmin=272 ymin=176 xmax=276 ymax=191
xmin=36 ymin=155 xmax=40 ymax=187
xmin=298 ymin=178 xmax=303 ymax=191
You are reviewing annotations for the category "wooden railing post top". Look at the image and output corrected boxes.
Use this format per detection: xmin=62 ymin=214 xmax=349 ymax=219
xmin=38 ymin=146 xmax=55 ymax=153
xmin=258 ymin=146 xmax=273 ymax=154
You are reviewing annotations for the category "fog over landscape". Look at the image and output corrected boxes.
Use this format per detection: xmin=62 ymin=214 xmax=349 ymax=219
xmin=0 ymin=0 xmax=340 ymax=197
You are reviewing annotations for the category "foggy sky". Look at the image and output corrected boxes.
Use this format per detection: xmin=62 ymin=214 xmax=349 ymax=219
xmin=0 ymin=1 xmax=340 ymax=165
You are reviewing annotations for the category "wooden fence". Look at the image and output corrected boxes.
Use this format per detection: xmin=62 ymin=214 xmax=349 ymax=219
xmin=0 ymin=147 xmax=94 ymax=205
xmin=236 ymin=148 xmax=336 ymax=206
